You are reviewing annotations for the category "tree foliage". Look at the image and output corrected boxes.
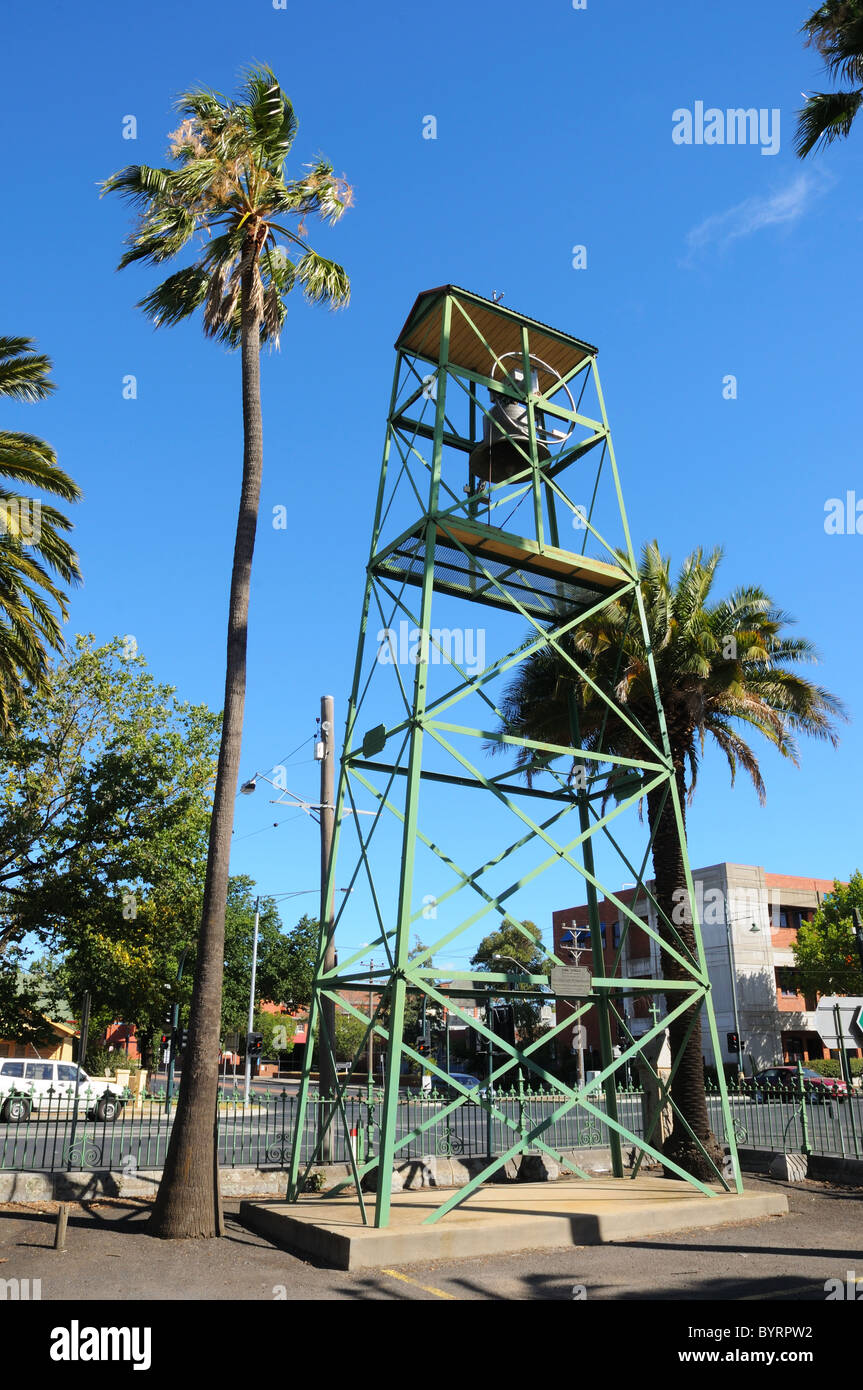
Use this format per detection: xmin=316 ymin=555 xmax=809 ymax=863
xmin=0 ymin=635 xmax=219 ymax=1050
xmin=219 ymin=891 xmax=317 ymax=1033
xmin=493 ymin=541 xmax=845 ymax=1175
xmin=102 ymin=66 xmax=351 ymax=346
xmin=470 ymin=919 xmax=548 ymax=1043
xmin=796 ymin=1 xmax=863 ymax=156
xmin=0 ymin=336 xmax=82 ymax=727
xmin=793 ymin=871 xmax=863 ymax=996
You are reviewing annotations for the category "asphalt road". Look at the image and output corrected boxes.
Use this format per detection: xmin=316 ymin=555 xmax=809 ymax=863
xmin=0 ymin=1174 xmax=860 ymax=1306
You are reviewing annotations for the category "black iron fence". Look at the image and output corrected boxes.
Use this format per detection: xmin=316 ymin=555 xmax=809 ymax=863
xmin=0 ymin=1079 xmax=861 ymax=1175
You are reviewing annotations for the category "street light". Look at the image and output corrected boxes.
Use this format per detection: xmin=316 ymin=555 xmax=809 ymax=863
xmin=725 ymin=910 xmax=760 ymax=1080
xmin=492 ymin=952 xmax=531 ymax=976
xmin=240 ymin=770 xmax=375 ymax=825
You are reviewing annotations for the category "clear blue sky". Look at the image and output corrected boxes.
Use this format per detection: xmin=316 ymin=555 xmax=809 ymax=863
xmin=2 ymin=0 xmax=860 ymax=967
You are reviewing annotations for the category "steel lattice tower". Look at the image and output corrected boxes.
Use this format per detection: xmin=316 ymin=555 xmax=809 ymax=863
xmin=287 ymin=286 xmax=739 ymax=1226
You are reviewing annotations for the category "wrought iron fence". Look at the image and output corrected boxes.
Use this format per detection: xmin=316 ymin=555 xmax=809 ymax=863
xmin=0 ymin=1076 xmax=860 ymax=1175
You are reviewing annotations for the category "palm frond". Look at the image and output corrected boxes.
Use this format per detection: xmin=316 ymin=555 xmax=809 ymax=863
xmin=802 ymin=0 xmax=863 ymax=81
xmin=295 ymin=250 xmax=350 ymax=307
xmin=241 ymin=66 xmax=298 ymax=164
xmin=0 ymin=434 xmax=80 ymax=501
xmin=0 ymin=340 xmax=55 ymax=402
xmin=100 ymin=164 xmax=173 ymax=205
xmin=118 ymin=204 xmax=199 ymax=269
xmin=796 ymin=87 xmax=863 ymax=154
xmin=137 ymin=266 xmax=210 ymax=327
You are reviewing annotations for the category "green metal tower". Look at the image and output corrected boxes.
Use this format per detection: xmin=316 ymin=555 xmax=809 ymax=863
xmin=287 ymin=286 xmax=740 ymax=1226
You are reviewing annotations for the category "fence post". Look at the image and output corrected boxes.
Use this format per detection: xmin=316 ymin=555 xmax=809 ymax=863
xmin=365 ymin=1075 xmax=375 ymax=1161
xmin=797 ymin=1062 xmax=811 ymax=1157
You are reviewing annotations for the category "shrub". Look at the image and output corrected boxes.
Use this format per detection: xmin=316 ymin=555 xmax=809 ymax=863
xmin=85 ymin=1044 xmax=141 ymax=1077
xmin=804 ymin=1057 xmax=862 ymax=1078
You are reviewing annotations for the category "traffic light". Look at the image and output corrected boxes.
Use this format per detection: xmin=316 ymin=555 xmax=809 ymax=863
xmin=490 ymin=1004 xmax=515 ymax=1047
xmin=727 ymin=1032 xmax=740 ymax=1053
xmin=175 ymin=1027 xmax=189 ymax=1053
xmin=416 ymin=1036 xmax=430 ymax=1056
xmin=247 ymin=1031 xmax=263 ymax=1058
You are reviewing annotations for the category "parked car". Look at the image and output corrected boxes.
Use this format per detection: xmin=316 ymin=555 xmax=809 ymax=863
xmin=0 ymin=1060 xmax=127 ymax=1123
xmin=429 ymin=1071 xmax=485 ymax=1101
xmin=741 ymin=1066 xmax=847 ymax=1103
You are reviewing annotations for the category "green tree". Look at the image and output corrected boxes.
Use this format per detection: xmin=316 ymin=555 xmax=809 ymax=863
xmin=796 ymin=1 xmax=863 ymax=156
xmin=470 ymin=919 xmax=548 ymax=1045
xmin=103 ymin=66 xmax=351 ymax=1239
xmin=0 ymin=336 xmax=82 ymax=727
xmin=219 ymin=888 xmax=317 ymax=1033
xmin=333 ymin=1013 xmax=368 ymax=1063
xmin=0 ymin=635 xmax=219 ymax=1063
xmin=0 ymin=952 xmax=64 ymax=1050
xmin=253 ymin=1007 xmax=304 ymax=1058
xmin=494 ymin=542 xmax=844 ymax=1177
xmin=793 ymin=872 xmax=863 ymax=995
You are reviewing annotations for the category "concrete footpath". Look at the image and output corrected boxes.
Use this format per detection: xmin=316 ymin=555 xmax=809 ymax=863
xmin=241 ymin=1176 xmax=788 ymax=1270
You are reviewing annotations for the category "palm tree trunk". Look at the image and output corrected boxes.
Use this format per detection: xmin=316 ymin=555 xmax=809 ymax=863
xmin=647 ymin=766 xmax=723 ymax=1181
xmin=149 ymin=239 xmax=263 ymax=1238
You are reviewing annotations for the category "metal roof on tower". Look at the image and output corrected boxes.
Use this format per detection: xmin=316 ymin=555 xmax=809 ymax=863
xmin=396 ymin=285 xmax=597 ymax=380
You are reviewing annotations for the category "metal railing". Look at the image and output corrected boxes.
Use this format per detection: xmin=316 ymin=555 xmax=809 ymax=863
xmin=0 ymin=1074 xmax=860 ymax=1175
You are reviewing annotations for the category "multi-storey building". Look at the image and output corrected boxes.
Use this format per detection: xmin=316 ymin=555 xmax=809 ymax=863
xmin=553 ymin=863 xmax=860 ymax=1072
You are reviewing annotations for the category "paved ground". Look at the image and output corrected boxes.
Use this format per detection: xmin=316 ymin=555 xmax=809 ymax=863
xmin=0 ymin=1174 xmax=860 ymax=1301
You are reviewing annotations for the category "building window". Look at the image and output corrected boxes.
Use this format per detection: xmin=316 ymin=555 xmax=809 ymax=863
xmin=776 ymin=968 xmax=799 ymax=998
xmin=613 ymin=921 xmax=622 ymax=949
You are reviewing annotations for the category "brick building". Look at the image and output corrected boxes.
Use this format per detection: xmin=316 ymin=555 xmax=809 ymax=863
xmin=553 ymin=863 xmax=861 ymax=1073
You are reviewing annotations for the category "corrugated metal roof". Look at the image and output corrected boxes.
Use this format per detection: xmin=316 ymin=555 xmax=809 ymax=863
xmin=396 ymin=285 xmax=597 ymax=381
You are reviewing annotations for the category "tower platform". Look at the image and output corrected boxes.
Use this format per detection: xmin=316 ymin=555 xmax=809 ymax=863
xmin=373 ymin=518 xmax=630 ymax=620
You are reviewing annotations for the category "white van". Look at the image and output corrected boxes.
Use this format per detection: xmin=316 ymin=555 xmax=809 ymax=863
xmin=0 ymin=1060 xmax=126 ymax=1123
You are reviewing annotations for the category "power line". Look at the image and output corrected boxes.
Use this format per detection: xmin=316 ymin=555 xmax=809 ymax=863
xmin=232 ymin=810 xmax=307 ymax=842
xmin=236 ymin=734 xmax=315 ymax=799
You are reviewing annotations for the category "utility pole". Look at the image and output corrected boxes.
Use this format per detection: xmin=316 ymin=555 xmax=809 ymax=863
xmin=69 ymin=990 xmax=91 ymax=1160
xmin=726 ymin=916 xmax=746 ymax=1079
xmin=165 ymin=946 xmax=189 ymax=1118
xmin=368 ymin=958 xmax=375 ymax=1083
xmin=243 ymin=899 xmax=261 ymax=1106
xmin=319 ymin=695 xmax=337 ymax=1159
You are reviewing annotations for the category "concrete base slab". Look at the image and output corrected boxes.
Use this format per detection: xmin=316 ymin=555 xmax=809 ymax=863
xmin=240 ymin=1177 xmax=788 ymax=1270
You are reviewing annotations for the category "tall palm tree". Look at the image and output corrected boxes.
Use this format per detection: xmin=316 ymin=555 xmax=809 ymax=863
xmin=495 ymin=541 xmax=844 ymax=1178
xmin=796 ymin=1 xmax=863 ymax=155
xmin=0 ymin=337 xmax=81 ymax=729
xmin=103 ymin=66 xmax=351 ymax=1239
